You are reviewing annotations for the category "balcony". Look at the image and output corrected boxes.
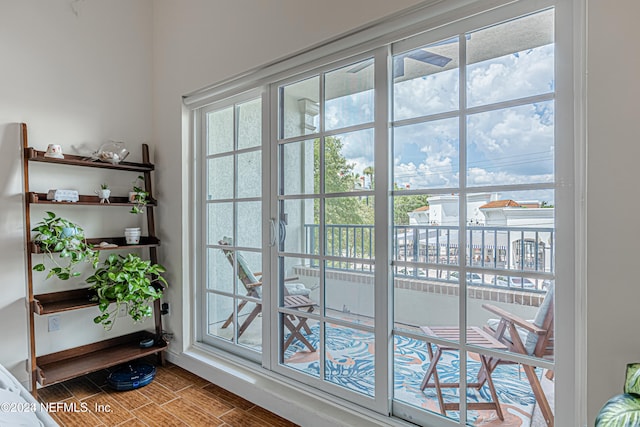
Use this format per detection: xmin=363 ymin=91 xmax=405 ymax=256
xmin=209 ymin=223 xmax=555 ymax=425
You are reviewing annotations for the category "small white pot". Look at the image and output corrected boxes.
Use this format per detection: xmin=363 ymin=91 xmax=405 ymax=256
xmin=124 ymin=227 xmax=141 ymax=244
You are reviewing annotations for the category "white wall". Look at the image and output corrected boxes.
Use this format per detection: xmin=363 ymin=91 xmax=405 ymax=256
xmin=0 ymin=0 xmax=153 ymax=382
xmin=586 ymin=0 xmax=640 ymax=421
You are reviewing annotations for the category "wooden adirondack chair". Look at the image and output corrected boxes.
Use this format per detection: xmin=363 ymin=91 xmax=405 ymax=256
xmin=218 ymin=239 xmax=317 ymax=351
xmin=482 ymin=284 xmax=554 ymax=426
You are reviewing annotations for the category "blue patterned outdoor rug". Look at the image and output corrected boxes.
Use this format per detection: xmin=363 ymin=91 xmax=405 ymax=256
xmin=285 ymin=324 xmax=539 ymax=426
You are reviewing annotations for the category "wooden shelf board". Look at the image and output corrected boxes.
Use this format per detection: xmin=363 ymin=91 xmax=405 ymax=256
xmin=87 ymin=236 xmax=161 ymax=250
xmin=36 ymin=332 xmax=167 ymax=386
xmin=28 ymin=192 xmax=157 ymax=207
xmin=30 ymin=236 xmax=160 ymax=254
xmin=33 ymin=288 xmax=96 ymax=315
xmin=26 ymin=148 xmax=154 ymax=172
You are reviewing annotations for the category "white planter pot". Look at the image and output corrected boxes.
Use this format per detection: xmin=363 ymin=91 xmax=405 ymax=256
xmin=124 ymin=227 xmax=141 ymax=245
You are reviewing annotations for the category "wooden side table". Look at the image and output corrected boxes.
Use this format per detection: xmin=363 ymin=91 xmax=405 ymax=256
xmin=282 ymin=295 xmax=316 ymax=352
xmin=419 ymin=326 xmax=507 ymax=420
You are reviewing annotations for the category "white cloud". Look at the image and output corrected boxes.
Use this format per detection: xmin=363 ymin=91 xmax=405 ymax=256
xmin=393 ymin=68 xmax=459 ymax=120
xmin=467 ymin=44 xmax=554 ymax=106
xmin=466 ymin=167 xmax=553 ymax=187
xmin=393 ymin=43 xmax=555 ymax=188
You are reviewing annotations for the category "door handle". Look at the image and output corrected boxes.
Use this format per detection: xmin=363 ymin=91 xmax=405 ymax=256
xmin=269 ymin=218 xmax=277 ymax=246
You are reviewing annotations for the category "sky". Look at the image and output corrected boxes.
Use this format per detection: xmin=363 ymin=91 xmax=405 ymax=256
xmin=323 ymin=20 xmax=555 ymax=204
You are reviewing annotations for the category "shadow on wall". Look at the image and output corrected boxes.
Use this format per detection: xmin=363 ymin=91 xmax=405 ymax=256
xmin=0 ymin=122 xmax=29 ymax=379
xmin=0 ymin=123 xmax=26 ymax=246
xmin=0 ymin=298 xmax=29 ymax=379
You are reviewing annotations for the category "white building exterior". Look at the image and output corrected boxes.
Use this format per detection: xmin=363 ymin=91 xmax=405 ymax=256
xmin=407 ymin=193 xmax=555 ymax=277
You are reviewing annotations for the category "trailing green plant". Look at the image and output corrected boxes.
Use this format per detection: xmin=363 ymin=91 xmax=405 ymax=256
xmin=130 ymin=175 xmax=148 ymax=214
xmin=86 ymin=253 xmax=167 ymax=329
xmin=31 ymin=211 xmax=99 ymax=280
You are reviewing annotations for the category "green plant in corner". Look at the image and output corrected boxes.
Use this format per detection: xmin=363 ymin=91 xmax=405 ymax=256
xmin=596 ymin=363 xmax=640 ymax=426
xmin=31 ymin=211 xmax=99 ymax=280
xmin=86 ymin=253 xmax=167 ymax=329
xmin=129 ymin=175 xmax=148 ymax=214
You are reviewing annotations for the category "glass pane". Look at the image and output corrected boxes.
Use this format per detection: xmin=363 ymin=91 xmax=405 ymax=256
xmin=324 ymin=129 xmax=374 ymax=193
xmin=206 ymin=248 xmax=234 ymax=293
xmin=237 ymin=150 xmax=261 ymax=199
xmin=279 ymin=256 xmax=319 ymax=375
xmin=207 ymin=202 xmax=232 ymax=246
xmin=237 ymin=98 xmax=262 ymax=150
xmin=206 ymin=293 xmax=234 ymax=342
xmin=207 ymin=155 xmax=234 ymax=200
xmin=325 ymin=260 xmax=374 ymax=323
xmin=280 ymin=312 xmax=320 ymax=378
xmin=207 ymin=107 xmax=234 ymax=155
xmin=280 ymin=139 xmax=317 ymax=196
xmin=280 ymin=76 xmax=320 ymax=139
xmin=393 ymin=333 xmax=440 ymax=414
xmin=393 ymin=117 xmax=459 ymax=190
xmin=279 ymin=198 xmax=317 ymax=255
xmin=394 ymin=37 xmax=459 ymax=120
xmin=325 ymin=325 xmax=375 ymax=396
xmin=237 ymin=297 xmax=262 ymax=351
xmin=325 ymin=196 xmax=375 ymax=260
xmin=464 ymin=323 xmax=554 ymax=424
xmin=278 ymin=256 xmax=319 ymax=304
xmin=467 ymin=9 xmax=554 ymax=107
xmin=465 ymin=189 xmax=554 ymax=358
xmin=236 ymin=201 xmax=261 ymax=249
xmin=393 ymin=194 xmax=459 ymax=332
xmin=466 ymin=101 xmax=554 ymax=187
xmin=325 ymin=59 xmax=374 ymax=130
xmin=465 ymin=190 xmax=555 ymax=274
xmin=234 ymin=250 xmax=262 ymax=301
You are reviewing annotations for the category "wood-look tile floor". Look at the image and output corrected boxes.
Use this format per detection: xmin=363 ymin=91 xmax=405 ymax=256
xmin=37 ymin=361 xmax=299 ymax=427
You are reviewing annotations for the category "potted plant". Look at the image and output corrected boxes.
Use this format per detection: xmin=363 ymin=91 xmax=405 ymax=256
xmin=86 ymin=253 xmax=167 ymax=329
xmin=31 ymin=211 xmax=99 ymax=280
xmin=96 ymin=183 xmax=111 ymax=204
xmin=129 ymin=175 xmax=148 ymax=214
xmin=596 ymin=363 xmax=640 ymax=426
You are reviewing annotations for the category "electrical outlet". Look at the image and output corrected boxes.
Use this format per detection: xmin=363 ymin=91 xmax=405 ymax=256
xmin=117 ymin=304 xmax=127 ymax=318
xmin=48 ymin=315 xmax=60 ymax=332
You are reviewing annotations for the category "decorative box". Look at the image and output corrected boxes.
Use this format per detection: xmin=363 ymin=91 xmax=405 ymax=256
xmin=46 ymin=189 xmax=79 ymax=203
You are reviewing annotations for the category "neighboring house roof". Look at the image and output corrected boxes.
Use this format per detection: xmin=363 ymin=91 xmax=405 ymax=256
xmin=519 ymin=202 xmax=540 ymax=208
xmin=479 ymin=199 xmax=521 ymax=209
xmin=412 ymin=206 xmax=429 ymax=212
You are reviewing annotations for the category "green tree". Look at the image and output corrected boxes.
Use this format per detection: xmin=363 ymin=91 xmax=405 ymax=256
xmin=313 ymin=137 xmax=374 ymax=262
xmin=393 ymin=183 xmax=429 ymax=225
xmin=314 ymin=136 xmax=370 ymax=225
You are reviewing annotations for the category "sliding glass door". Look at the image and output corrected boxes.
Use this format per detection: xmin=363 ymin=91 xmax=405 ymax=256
xmin=391 ymin=8 xmax=556 ymax=426
xmin=271 ymin=54 xmax=389 ymax=410
xmin=195 ymin=2 xmax=566 ymax=424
